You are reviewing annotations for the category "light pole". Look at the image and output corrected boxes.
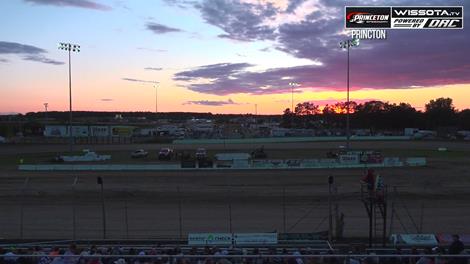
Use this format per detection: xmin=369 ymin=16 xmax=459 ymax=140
xmin=288 ymin=82 xmax=299 ymax=112
xmin=154 ymin=84 xmax=158 ymax=114
xmin=43 ymin=103 xmax=48 ymax=122
xmin=58 ymin=42 xmax=80 ymax=153
xmin=339 ymin=38 xmax=360 ymax=150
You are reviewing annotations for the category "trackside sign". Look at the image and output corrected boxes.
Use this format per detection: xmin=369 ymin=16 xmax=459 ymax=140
xmin=188 ymin=233 xmax=278 ymax=245
xmin=234 ymin=233 xmax=278 ymax=245
xmin=188 ymin=233 xmax=232 ymax=245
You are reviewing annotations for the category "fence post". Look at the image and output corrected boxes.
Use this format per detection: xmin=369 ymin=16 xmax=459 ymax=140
xmin=20 ymin=177 xmax=30 ymax=239
xmin=124 ymin=191 xmax=129 ymax=239
xmin=72 ymin=176 xmax=79 ymax=239
xmin=282 ymin=186 xmax=287 ymax=233
xmin=177 ymin=186 xmax=183 ymax=239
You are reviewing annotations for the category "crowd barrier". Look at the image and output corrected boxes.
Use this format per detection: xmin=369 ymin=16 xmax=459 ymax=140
xmin=174 ymin=136 xmax=412 ymax=145
xmin=18 ymin=157 xmax=425 ymax=171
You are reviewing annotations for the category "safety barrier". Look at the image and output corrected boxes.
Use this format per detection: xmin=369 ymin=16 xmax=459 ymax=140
xmin=174 ymin=136 xmax=412 ymax=144
xmin=18 ymin=157 xmax=425 ymax=171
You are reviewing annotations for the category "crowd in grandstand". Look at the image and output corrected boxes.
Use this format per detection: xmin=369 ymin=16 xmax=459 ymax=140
xmin=0 ymin=235 xmax=466 ymax=264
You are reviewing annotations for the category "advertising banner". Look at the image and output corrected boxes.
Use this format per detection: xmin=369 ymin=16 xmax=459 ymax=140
xmin=188 ymin=233 xmax=232 ymax=246
xmin=234 ymin=233 xmax=278 ymax=245
xmin=392 ymin=234 xmax=438 ymax=246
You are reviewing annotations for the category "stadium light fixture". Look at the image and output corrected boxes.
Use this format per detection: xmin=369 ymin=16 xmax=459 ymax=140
xmin=339 ymin=38 xmax=360 ymax=150
xmin=58 ymin=42 xmax=80 ymax=153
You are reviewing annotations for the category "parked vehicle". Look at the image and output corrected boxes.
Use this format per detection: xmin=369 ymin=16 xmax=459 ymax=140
xmin=131 ymin=149 xmax=148 ymax=158
xmin=195 ymin=148 xmax=207 ymax=160
xmin=158 ymin=148 xmax=174 ymax=160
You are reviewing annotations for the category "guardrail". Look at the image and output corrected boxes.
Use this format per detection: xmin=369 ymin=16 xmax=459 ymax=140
xmin=0 ymin=254 xmax=469 ymax=259
xmin=18 ymin=157 xmax=426 ymax=171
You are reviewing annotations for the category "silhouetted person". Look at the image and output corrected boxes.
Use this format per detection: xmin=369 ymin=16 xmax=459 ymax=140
xmin=449 ymin=235 xmax=465 ymax=264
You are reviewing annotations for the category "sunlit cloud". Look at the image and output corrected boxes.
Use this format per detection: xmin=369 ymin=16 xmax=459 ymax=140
xmin=183 ymin=98 xmax=238 ymax=106
xmin=121 ymin=78 xmax=159 ymax=84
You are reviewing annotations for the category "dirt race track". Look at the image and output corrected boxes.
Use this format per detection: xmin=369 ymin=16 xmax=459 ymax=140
xmin=0 ymin=140 xmax=470 ymax=240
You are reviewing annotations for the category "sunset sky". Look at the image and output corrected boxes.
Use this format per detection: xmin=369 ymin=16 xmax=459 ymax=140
xmin=0 ymin=0 xmax=469 ymax=114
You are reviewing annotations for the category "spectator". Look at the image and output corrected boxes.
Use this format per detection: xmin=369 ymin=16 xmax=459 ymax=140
xmin=361 ymin=169 xmax=376 ymax=192
xmin=449 ymin=235 xmax=464 ymax=255
xmin=449 ymin=235 xmax=465 ymax=264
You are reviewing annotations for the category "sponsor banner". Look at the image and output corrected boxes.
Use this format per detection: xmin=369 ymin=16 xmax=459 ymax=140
xmin=234 ymin=233 xmax=278 ymax=245
xmin=188 ymin=233 xmax=232 ymax=245
xmin=346 ymin=6 xmax=463 ymax=29
xmin=392 ymin=234 xmax=438 ymax=246
xmin=279 ymin=231 xmax=328 ymax=241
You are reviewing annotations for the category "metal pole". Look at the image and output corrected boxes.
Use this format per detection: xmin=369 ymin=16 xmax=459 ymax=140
xmin=389 ymin=186 xmax=396 ymax=236
xmin=20 ymin=177 xmax=29 ymax=239
xmin=44 ymin=103 xmax=48 ymax=122
xmin=228 ymin=192 xmax=233 ymax=233
xmin=328 ymin=180 xmax=333 ymax=242
xmin=383 ymin=189 xmax=388 ymax=247
xmin=369 ymin=198 xmax=373 ymax=247
xmin=346 ymin=45 xmax=350 ymax=150
xmin=124 ymin=192 xmax=129 ymax=239
xmin=334 ymin=185 xmax=339 ymax=239
xmin=72 ymin=176 xmax=79 ymax=239
xmin=68 ymin=48 xmax=73 ymax=153
xmin=291 ymin=85 xmax=294 ymax=111
xmin=100 ymin=182 xmax=106 ymax=239
xmin=155 ymin=85 xmax=158 ymax=114
xmin=419 ymin=202 xmax=424 ymax=233
xmin=282 ymin=186 xmax=286 ymax=233
xmin=177 ymin=186 xmax=183 ymax=239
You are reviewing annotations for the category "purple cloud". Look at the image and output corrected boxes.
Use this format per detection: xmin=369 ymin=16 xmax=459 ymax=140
xmin=146 ymin=22 xmax=182 ymax=34
xmin=184 ymin=98 xmax=238 ymax=106
xmin=24 ymin=0 xmax=111 ymax=10
xmin=144 ymin=67 xmax=163 ymax=71
xmin=0 ymin=41 xmax=63 ymax=65
xmin=196 ymin=0 xmax=277 ymax=41
xmin=174 ymin=63 xmax=253 ymax=81
xmin=174 ymin=0 xmax=470 ymax=95
xmin=23 ymin=55 xmax=64 ymax=65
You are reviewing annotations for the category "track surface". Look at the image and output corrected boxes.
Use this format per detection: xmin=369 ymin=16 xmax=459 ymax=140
xmin=0 ymin=141 xmax=469 ymax=240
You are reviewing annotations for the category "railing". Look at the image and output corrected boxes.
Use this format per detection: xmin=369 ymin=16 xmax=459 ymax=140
xmin=1 ymin=254 xmax=469 ymax=261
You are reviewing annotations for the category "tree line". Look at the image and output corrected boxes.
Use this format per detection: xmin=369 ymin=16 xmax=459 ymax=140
xmin=281 ymin=97 xmax=470 ymax=131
